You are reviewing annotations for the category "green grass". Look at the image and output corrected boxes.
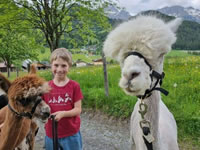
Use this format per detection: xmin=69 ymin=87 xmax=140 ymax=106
xmin=72 ymin=54 xmax=101 ymax=63
xmin=3 ymin=50 xmax=200 ymax=149
xmin=166 ymin=50 xmax=191 ymax=57
xmin=37 ymin=48 xmax=101 ymax=63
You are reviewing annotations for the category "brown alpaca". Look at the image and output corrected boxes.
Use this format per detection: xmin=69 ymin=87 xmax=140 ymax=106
xmin=0 ymin=69 xmax=50 ymax=150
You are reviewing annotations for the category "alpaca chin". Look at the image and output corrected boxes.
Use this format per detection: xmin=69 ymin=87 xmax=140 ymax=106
xmin=119 ymin=77 xmax=148 ymax=96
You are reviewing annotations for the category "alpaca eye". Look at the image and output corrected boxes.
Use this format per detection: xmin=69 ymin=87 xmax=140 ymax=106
xmin=131 ymin=72 xmax=140 ymax=79
xmin=159 ymin=53 xmax=165 ymax=58
xmin=19 ymin=98 xmax=30 ymax=106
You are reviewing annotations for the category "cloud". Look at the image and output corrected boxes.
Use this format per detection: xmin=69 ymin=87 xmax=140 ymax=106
xmin=117 ymin=0 xmax=200 ymax=15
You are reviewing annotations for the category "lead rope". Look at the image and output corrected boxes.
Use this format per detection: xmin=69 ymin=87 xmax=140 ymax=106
xmin=139 ymin=99 xmax=154 ymax=150
xmin=51 ymin=115 xmax=63 ymax=150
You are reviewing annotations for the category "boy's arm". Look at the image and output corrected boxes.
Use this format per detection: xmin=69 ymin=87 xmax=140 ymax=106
xmin=52 ymin=100 xmax=82 ymax=121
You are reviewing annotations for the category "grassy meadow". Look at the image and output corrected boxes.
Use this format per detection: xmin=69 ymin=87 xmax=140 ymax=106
xmin=2 ymin=50 xmax=200 ymax=149
xmin=38 ymin=48 xmax=101 ymax=63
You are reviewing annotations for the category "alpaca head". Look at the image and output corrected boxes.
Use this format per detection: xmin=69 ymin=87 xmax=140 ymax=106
xmin=7 ymin=74 xmax=51 ymax=122
xmin=103 ymin=16 xmax=182 ymax=96
xmin=118 ymin=54 xmax=152 ymax=96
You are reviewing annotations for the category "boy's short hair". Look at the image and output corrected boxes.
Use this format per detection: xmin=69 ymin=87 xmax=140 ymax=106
xmin=50 ymin=48 xmax=72 ymax=67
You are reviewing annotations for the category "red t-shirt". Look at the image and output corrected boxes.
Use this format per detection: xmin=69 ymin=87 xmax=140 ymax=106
xmin=43 ymin=80 xmax=83 ymax=138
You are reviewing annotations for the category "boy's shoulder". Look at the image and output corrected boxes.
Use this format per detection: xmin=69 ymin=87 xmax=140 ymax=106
xmin=48 ymin=80 xmax=80 ymax=89
xmin=48 ymin=79 xmax=80 ymax=86
xmin=68 ymin=80 xmax=80 ymax=86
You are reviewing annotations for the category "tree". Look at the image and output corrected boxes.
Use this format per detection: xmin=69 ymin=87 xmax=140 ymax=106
xmin=15 ymin=0 xmax=113 ymax=52
xmin=0 ymin=0 xmax=40 ymax=77
xmin=0 ymin=28 xmax=38 ymax=77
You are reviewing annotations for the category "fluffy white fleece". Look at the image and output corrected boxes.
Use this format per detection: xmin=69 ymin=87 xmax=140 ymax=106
xmin=103 ymin=15 xmax=182 ymax=150
xmin=103 ymin=15 xmax=182 ymax=66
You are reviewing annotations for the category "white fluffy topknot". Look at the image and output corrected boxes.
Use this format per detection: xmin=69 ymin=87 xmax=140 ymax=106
xmin=103 ymin=15 xmax=182 ymax=65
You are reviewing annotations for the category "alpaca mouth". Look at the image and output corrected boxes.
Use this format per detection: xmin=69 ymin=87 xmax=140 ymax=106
xmin=40 ymin=117 xmax=49 ymax=123
xmin=125 ymin=87 xmax=140 ymax=93
xmin=35 ymin=112 xmax=50 ymax=123
xmin=42 ymin=119 xmax=48 ymax=123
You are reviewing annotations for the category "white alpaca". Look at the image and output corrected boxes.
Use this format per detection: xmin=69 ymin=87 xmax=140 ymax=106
xmin=103 ymin=16 xmax=182 ymax=150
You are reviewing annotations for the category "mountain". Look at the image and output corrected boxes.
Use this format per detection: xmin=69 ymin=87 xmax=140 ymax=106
xmin=134 ymin=10 xmax=175 ymax=22
xmin=158 ymin=6 xmax=200 ymax=23
xmin=105 ymin=6 xmax=132 ymax=20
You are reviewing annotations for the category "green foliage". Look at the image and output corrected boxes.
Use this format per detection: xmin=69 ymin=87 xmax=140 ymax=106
xmin=166 ymin=50 xmax=192 ymax=57
xmin=37 ymin=48 xmax=51 ymax=62
xmin=15 ymin=0 xmax=113 ymax=52
xmin=188 ymin=51 xmax=200 ymax=56
xmin=0 ymin=0 xmax=41 ymax=77
xmin=174 ymin=20 xmax=200 ymax=50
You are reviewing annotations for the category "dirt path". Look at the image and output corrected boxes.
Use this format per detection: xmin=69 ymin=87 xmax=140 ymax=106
xmin=34 ymin=110 xmax=131 ymax=150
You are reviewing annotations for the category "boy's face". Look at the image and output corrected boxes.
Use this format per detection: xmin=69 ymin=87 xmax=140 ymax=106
xmin=51 ymin=58 xmax=69 ymax=80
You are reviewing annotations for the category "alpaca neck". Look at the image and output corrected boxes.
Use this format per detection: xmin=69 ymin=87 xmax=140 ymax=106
xmin=142 ymin=91 xmax=161 ymax=150
xmin=141 ymin=65 xmax=163 ymax=150
xmin=0 ymin=109 xmax=31 ymax=150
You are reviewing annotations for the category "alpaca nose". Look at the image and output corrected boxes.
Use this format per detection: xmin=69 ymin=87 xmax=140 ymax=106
xmin=41 ymin=106 xmax=50 ymax=116
xmin=131 ymin=72 xmax=140 ymax=79
xmin=43 ymin=112 xmax=50 ymax=118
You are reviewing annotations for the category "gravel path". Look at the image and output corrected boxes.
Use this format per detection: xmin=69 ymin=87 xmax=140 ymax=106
xmin=34 ymin=110 xmax=131 ymax=150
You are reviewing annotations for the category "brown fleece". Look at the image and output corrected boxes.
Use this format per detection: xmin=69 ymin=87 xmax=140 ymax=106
xmin=0 ymin=106 xmax=7 ymax=125
xmin=0 ymin=73 xmax=11 ymax=93
xmin=29 ymin=64 xmax=37 ymax=74
xmin=0 ymin=65 xmax=48 ymax=150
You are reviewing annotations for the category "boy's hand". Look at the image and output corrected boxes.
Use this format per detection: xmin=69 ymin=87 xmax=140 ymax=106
xmin=51 ymin=111 xmax=65 ymax=121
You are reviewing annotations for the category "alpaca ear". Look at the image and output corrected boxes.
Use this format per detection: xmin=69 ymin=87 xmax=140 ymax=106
xmin=29 ymin=64 xmax=37 ymax=74
xmin=167 ymin=18 xmax=182 ymax=33
xmin=0 ymin=73 xmax=11 ymax=93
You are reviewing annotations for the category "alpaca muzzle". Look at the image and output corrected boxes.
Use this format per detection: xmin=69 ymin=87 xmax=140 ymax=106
xmin=8 ymin=98 xmax=42 ymax=119
xmin=125 ymin=51 xmax=169 ymax=99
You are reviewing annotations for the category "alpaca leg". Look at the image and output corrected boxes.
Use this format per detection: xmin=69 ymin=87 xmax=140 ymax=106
xmin=130 ymin=138 xmax=136 ymax=150
xmin=14 ymin=122 xmax=39 ymax=150
xmin=14 ymin=138 xmax=30 ymax=150
xmin=28 ymin=121 xmax=39 ymax=150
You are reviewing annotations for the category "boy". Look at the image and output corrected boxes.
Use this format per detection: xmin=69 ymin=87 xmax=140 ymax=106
xmin=43 ymin=48 xmax=83 ymax=150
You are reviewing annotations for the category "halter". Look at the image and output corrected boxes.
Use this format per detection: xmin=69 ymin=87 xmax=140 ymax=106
xmin=126 ymin=51 xmax=169 ymax=99
xmin=8 ymin=98 xmax=42 ymax=119
xmin=125 ymin=51 xmax=169 ymax=150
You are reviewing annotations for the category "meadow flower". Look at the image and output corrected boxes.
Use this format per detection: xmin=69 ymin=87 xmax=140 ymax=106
xmin=173 ymin=83 xmax=177 ymax=88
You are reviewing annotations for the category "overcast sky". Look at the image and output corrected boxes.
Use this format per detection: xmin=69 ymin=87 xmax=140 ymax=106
xmin=117 ymin=0 xmax=200 ymax=15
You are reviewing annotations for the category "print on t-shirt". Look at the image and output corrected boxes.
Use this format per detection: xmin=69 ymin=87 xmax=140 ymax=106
xmin=48 ymin=92 xmax=72 ymax=105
